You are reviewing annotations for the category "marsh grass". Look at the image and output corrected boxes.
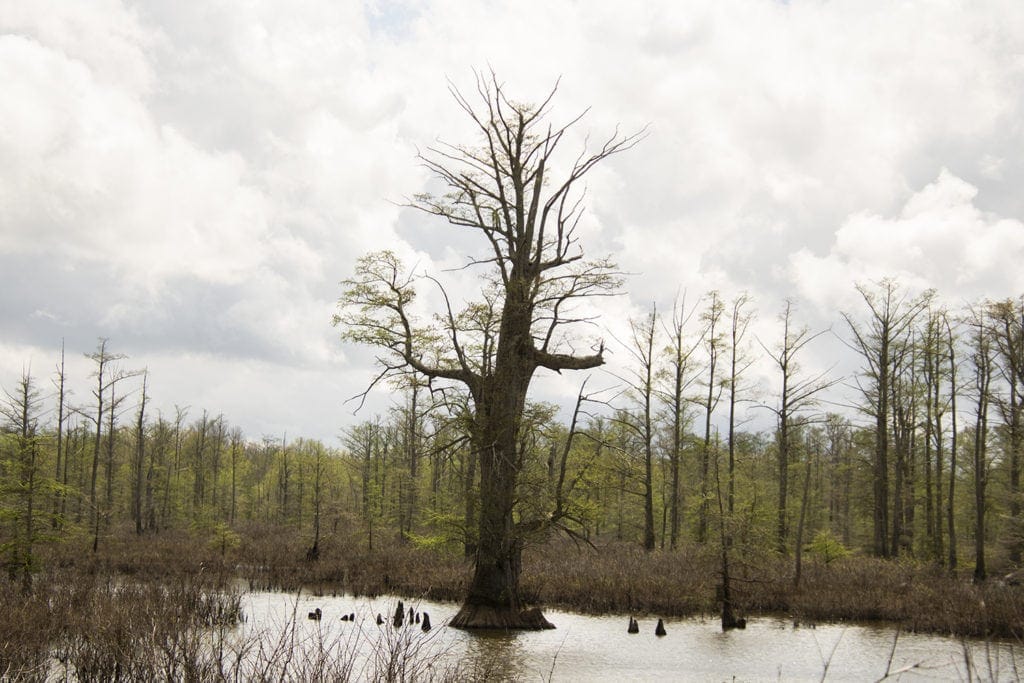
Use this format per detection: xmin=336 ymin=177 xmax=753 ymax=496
xmin=35 ymin=527 xmax=1024 ymax=647
xmin=8 ymin=572 xmax=245 ymax=681
xmin=226 ymin=599 xmax=463 ymax=682
xmin=526 ymin=541 xmax=1024 ymax=639
xmin=232 ymin=529 xmax=1024 ymax=638
xmin=0 ymin=567 xmax=465 ymax=681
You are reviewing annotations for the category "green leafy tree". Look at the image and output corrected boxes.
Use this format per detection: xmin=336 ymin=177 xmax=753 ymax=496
xmin=1 ymin=369 xmax=45 ymax=589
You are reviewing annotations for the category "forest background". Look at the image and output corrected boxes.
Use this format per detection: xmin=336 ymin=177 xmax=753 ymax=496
xmin=4 ymin=280 xmax=1024 ymax=618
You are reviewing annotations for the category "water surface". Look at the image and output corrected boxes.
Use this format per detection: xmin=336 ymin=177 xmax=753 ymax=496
xmin=240 ymin=591 xmax=1022 ymax=681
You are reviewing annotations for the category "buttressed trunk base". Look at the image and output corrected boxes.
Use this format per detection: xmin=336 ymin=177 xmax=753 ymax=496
xmin=446 ymin=514 xmax=560 ymax=629
xmin=450 ymin=604 xmax=555 ymax=630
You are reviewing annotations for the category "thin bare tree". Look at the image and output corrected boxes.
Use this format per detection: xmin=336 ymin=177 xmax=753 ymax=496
xmin=761 ymin=299 xmax=838 ymax=554
xmin=658 ymin=292 xmax=702 ymax=549
xmin=842 ymin=280 xmax=931 ymax=557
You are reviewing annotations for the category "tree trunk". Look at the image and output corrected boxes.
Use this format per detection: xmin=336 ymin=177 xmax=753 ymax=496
xmin=133 ymin=374 xmax=148 ymax=534
xmin=793 ymin=452 xmax=813 ymax=589
xmin=463 ymin=441 xmax=477 ymax=557
xmin=947 ymin=323 xmax=959 ymax=570
xmin=89 ymin=351 xmax=106 ymax=552
xmin=52 ymin=341 xmax=66 ymax=529
xmin=972 ymin=319 xmax=991 ymax=583
xmin=875 ymin=334 xmax=890 ymax=558
xmin=778 ymin=418 xmax=789 ymax=554
xmin=1010 ymin=390 xmax=1022 ymax=564
xmin=699 ymin=293 xmax=722 ymax=544
xmin=450 ymin=373 xmax=554 ymax=630
xmin=451 ymin=288 xmax=557 ymax=629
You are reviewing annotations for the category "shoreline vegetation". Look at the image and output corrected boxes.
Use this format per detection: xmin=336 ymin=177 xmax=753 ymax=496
xmin=3 ymin=527 xmax=1023 ymax=679
xmin=250 ymin=535 xmax=1024 ymax=640
xmin=21 ymin=528 xmax=1024 ymax=637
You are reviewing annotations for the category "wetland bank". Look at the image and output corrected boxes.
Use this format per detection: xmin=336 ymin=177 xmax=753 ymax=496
xmin=2 ymin=529 xmax=1023 ymax=680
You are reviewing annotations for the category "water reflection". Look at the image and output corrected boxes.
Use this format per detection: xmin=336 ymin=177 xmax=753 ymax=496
xmin=238 ymin=591 xmax=1022 ymax=681
xmin=462 ymin=632 xmax=530 ymax=681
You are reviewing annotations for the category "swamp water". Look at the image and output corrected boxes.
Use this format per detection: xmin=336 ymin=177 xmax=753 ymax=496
xmin=238 ymin=590 xmax=1023 ymax=681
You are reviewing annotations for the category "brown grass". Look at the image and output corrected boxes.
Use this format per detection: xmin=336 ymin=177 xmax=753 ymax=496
xmin=37 ymin=525 xmax=1024 ymax=641
xmin=0 ymin=565 xmax=466 ymax=681
xmin=524 ymin=541 xmax=1024 ymax=639
xmin=0 ymin=570 xmax=243 ymax=680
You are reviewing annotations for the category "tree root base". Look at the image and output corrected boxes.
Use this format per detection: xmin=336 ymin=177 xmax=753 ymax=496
xmin=449 ymin=604 xmax=556 ymax=630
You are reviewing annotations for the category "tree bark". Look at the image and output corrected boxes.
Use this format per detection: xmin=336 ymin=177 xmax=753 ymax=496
xmin=450 ymin=335 xmax=555 ymax=629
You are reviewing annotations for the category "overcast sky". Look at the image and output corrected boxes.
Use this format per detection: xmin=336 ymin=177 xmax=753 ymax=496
xmin=2 ymin=0 xmax=1023 ymax=443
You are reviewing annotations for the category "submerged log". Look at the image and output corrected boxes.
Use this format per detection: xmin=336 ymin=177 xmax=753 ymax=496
xmin=449 ymin=604 xmax=555 ymax=630
xmin=627 ymin=617 xmax=639 ymax=634
xmin=421 ymin=612 xmax=432 ymax=631
xmin=655 ymin=618 xmax=667 ymax=636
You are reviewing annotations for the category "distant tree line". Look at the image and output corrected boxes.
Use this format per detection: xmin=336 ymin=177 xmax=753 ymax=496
xmin=2 ymin=280 xmax=1023 ymax=588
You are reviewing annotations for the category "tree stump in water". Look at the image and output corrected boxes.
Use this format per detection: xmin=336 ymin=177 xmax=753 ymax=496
xmin=721 ymin=603 xmax=746 ymax=630
xmin=449 ymin=604 xmax=555 ymax=630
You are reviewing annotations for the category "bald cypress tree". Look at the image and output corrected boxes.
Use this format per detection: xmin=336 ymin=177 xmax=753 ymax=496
xmin=337 ymin=72 xmax=641 ymax=628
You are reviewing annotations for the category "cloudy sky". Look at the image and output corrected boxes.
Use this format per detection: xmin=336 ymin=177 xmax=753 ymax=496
xmin=2 ymin=0 xmax=1023 ymax=442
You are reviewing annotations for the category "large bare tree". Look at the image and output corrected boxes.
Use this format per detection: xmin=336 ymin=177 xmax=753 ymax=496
xmin=336 ymin=72 xmax=641 ymax=628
